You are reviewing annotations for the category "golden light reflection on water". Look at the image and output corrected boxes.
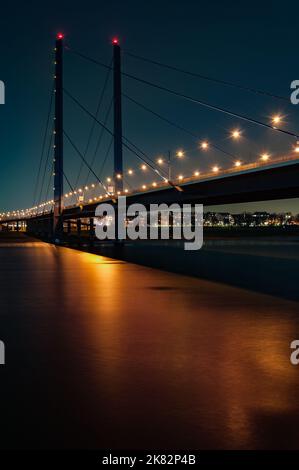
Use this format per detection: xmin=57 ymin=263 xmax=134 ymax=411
xmin=44 ymin=245 xmax=299 ymax=449
xmin=4 ymin=241 xmax=299 ymax=449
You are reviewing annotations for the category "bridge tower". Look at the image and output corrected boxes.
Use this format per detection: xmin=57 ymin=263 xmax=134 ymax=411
xmin=113 ymin=38 xmax=123 ymax=193
xmin=53 ymin=33 xmax=64 ymax=239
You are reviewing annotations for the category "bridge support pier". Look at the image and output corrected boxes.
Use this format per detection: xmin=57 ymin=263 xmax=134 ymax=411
xmin=89 ymin=218 xmax=94 ymax=246
xmin=77 ymin=219 xmax=81 ymax=244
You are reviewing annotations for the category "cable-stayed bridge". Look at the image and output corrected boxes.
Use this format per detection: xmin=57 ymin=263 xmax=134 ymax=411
xmin=1 ymin=33 xmax=299 ymax=239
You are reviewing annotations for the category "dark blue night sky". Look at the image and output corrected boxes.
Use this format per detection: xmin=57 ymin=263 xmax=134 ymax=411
xmin=1 ymin=0 xmax=299 ymax=213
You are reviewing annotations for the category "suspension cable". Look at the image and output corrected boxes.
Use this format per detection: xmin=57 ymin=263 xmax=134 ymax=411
xmin=37 ymin=131 xmax=54 ymax=209
xmin=74 ymin=59 xmax=112 ymax=187
xmin=123 ymin=92 xmax=239 ymax=160
xmin=42 ymin=162 xmax=54 ymax=214
xmin=122 ymin=73 xmax=299 ymax=139
xmin=63 ymin=171 xmax=75 ymax=193
xmin=124 ymin=50 xmax=289 ymax=102
xmin=66 ymin=47 xmax=298 ymax=138
xmin=98 ymin=135 xmax=113 ymax=178
xmin=84 ymin=97 xmax=113 ymax=185
xmin=63 ymin=88 xmax=171 ymax=184
xmin=63 ymin=129 xmax=110 ymax=195
xmin=33 ymin=84 xmax=54 ymax=207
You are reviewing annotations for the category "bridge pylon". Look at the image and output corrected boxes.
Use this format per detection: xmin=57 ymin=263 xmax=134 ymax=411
xmin=113 ymin=38 xmax=123 ymax=193
xmin=53 ymin=33 xmax=64 ymax=240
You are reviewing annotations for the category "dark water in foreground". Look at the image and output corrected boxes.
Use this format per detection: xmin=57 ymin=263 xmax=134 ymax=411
xmin=0 ymin=236 xmax=299 ymax=449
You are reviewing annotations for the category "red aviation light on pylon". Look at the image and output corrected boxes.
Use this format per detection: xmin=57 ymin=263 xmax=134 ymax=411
xmin=112 ymin=37 xmax=119 ymax=45
xmin=57 ymin=33 xmax=64 ymax=40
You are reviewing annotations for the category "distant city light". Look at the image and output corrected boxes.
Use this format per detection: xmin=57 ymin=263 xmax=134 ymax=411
xmin=157 ymin=158 xmax=164 ymax=165
xmin=128 ymin=169 xmax=133 ymax=175
xmin=178 ymin=175 xmax=183 ymax=180
xmin=194 ymin=171 xmax=200 ymax=176
xmin=294 ymin=141 xmax=299 ymax=153
xmin=235 ymin=160 xmax=241 ymax=167
xmin=212 ymin=166 xmax=219 ymax=172
xmin=107 ymin=177 xmax=111 ymax=182
xmin=116 ymin=173 xmax=122 ymax=179
xmin=176 ymin=150 xmax=184 ymax=158
xmin=141 ymin=164 xmax=147 ymax=171
xmin=57 ymin=33 xmax=64 ymax=40
xmin=112 ymin=37 xmax=119 ymax=45
xmin=261 ymin=153 xmax=270 ymax=161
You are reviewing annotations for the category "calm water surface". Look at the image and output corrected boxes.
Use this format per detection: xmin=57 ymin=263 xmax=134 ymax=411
xmin=0 ymin=238 xmax=299 ymax=449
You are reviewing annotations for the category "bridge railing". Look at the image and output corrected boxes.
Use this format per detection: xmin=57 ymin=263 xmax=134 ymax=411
xmin=1 ymin=153 xmax=299 ymax=223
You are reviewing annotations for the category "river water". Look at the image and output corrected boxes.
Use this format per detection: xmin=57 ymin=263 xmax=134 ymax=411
xmin=0 ymin=236 xmax=299 ymax=449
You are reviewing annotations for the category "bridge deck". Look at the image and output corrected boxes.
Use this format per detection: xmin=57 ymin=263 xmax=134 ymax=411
xmin=2 ymin=156 xmax=299 ymax=223
xmin=3 ymin=156 xmax=299 ymax=224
